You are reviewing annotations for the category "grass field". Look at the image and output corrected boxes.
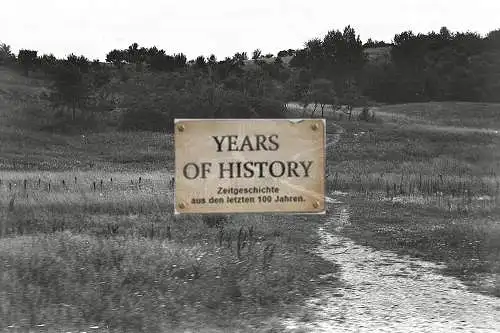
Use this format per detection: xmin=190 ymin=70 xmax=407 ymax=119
xmin=379 ymin=102 xmax=500 ymax=129
xmin=1 ymin=65 xmax=500 ymax=331
xmin=0 ymin=69 xmax=343 ymax=332
xmin=0 ymin=169 xmax=338 ymax=332
xmin=321 ymin=103 xmax=500 ymax=297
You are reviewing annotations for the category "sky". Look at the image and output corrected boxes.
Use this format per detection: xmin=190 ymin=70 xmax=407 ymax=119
xmin=2 ymin=0 xmax=500 ymax=62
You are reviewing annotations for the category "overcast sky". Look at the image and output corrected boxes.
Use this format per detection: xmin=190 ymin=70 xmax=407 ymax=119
xmin=2 ymin=0 xmax=499 ymax=61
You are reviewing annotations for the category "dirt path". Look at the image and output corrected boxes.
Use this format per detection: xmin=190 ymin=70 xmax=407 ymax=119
xmin=282 ymin=195 xmax=500 ymax=332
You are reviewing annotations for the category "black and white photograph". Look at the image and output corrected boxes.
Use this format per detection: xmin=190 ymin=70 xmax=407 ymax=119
xmin=1 ymin=0 xmax=500 ymax=332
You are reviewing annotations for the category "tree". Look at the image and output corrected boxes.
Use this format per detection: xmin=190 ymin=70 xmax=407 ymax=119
xmin=322 ymin=26 xmax=366 ymax=81
xmin=38 ymin=54 xmax=58 ymax=76
xmin=308 ymin=78 xmax=337 ymax=117
xmin=364 ymin=38 xmax=390 ymax=48
xmin=207 ymin=54 xmax=217 ymax=79
xmin=174 ymin=53 xmax=187 ymax=69
xmin=304 ymin=38 xmax=324 ymax=75
xmin=50 ymin=63 xmax=90 ymax=120
xmin=106 ymin=49 xmax=127 ymax=67
xmin=252 ymin=49 xmax=262 ymax=60
xmin=486 ymin=29 xmax=500 ymax=49
xmin=289 ymin=48 xmax=309 ymax=68
xmin=126 ymin=43 xmax=139 ymax=63
xmin=194 ymin=55 xmax=207 ymax=71
xmin=289 ymin=25 xmax=366 ymax=86
xmin=146 ymin=48 xmax=168 ymax=71
xmin=232 ymin=52 xmax=248 ymax=66
xmin=125 ymin=43 xmax=148 ymax=71
xmin=208 ymin=54 xmax=217 ymax=66
xmin=439 ymin=26 xmax=452 ymax=40
xmin=66 ymin=54 xmax=90 ymax=73
xmin=0 ymin=43 xmax=15 ymax=66
xmin=338 ymin=79 xmax=367 ymax=120
xmin=287 ymin=68 xmax=312 ymax=104
xmin=91 ymin=59 xmax=102 ymax=71
xmin=277 ymin=50 xmax=289 ymax=57
xmin=17 ymin=49 xmax=38 ymax=76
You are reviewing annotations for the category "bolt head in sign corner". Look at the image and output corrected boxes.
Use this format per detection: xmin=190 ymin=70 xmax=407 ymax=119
xmin=173 ymin=119 xmax=326 ymax=214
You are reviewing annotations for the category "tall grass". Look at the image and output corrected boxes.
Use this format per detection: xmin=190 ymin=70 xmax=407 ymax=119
xmin=344 ymin=195 xmax=500 ymax=295
xmin=324 ymin=114 xmax=500 ymax=296
xmin=0 ymin=172 xmax=336 ymax=332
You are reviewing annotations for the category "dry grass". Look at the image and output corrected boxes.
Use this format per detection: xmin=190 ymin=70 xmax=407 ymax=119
xmin=0 ymin=171 xmax=337 ymax=332
xmin=318 ymin=105 xmax=500 ymax=296
xmin=0 ymin=69 xmax=340 ymax=331
xmin=379 ymin=102 xmax=500 ymax=129
xmin=344 ymin=195 xmax=500 ymax=295
xmin=2 ymin=65 xmax=500 ymax=330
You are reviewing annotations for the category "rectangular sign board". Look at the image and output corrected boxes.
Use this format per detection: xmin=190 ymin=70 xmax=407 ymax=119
xmin=174 ymin=119 xmax=325 ymax=214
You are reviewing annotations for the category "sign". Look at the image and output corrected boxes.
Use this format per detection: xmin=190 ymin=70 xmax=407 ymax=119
xmin=174 ymin=119 xmax=325 ymax=214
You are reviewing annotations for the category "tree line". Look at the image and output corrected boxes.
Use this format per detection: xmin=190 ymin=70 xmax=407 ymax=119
xmin=0 ymin=41 xmax=291 ymax=132
xmin=366 ymin=27 xmax=500 ymax=103
xmin=287 ymin=26 xmax=500 ymax=105
xmin=0 ymin=25 xmax=499 ymax=133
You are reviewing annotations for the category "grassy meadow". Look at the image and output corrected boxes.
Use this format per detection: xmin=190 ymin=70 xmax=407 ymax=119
xmin=322 ymin=103 xmax=500 ymax=296
xmin=0 ymin=150 xmax=337 ymax=332
xmin=0 ymin=68 xmax=341 ymax=332
xmin=2 ymin=64 xmax=500 ymax=331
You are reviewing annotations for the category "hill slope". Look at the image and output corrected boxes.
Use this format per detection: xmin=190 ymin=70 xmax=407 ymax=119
xmin=0 ymin=67 xmax=173 ymax=171
xmin=3 ymin=61 xmax=500 ymax=174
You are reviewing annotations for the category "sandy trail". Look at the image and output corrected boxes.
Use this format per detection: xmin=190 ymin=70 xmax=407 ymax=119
xmin=282 ymin=196 xmax=500 ymax=332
